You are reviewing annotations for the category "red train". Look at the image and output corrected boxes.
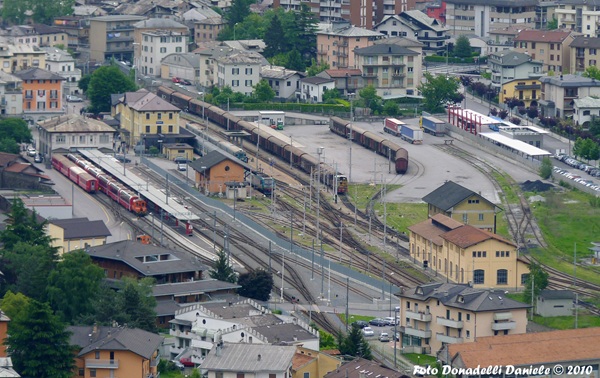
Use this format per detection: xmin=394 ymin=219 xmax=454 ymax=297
xmin=64 ymin=154 xmax=147 ymax=215
xmin=51 ymin=155 xmax=99 ymax=192
xmin=156 ymin=86 xmax=348 ymax=194
xmin=329 ymin=116 xmax=409 ymax=174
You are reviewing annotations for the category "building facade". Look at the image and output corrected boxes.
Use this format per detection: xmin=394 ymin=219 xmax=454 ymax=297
xmin=160 ymin=53 xmax=200 ymax=84
xmin=89 ymin=15 xmax=147 ymax=63
xmin=215 ymin=51 xmax=263 ymax=95
xmin=501 ymin=78 xmax=542 ymax=108
xmin=298 ymin=76 xmax=336 ymax=102
xmin=140 ymin=30 xmax=187 ymax=77
xmin=194 ymin=18 xmax=226 ymax=44
xmin=539 ymin=74 xmax=600 ymax=118
xmin=398 ymin=282 xmax=529 ymax=356
xmin=535 ymin=289 xmax=575 ymax=317
xmin=260 ymin=65 xmax=303 ymax=100
xmin=37 ymin=115 xmax=115 ymax=157
xmin=554 ymin=0 xmax=600 ymax=37
xmin=570 ymin=36 xmax=600 ymax=73
xmin=47 ymin=218 xmax=111 ymax=255
xmin=573 ymin=96 xmax=600 ymax=127
xmin=316 ymin=25 xmax=384 ymax=69
xmin=41 ymin=47 xmax=82 ymax=96
xmin=14 ymin=68 xmax=64 ymax=123
xmin=0 ymin=71 xmax=23 ymax=116
xmin=513 ymin=29 xmax=576 ymax=73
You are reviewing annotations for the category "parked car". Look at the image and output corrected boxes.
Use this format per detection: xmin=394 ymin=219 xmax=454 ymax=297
xmin=177 ymin=163 xmax=187 ymax=171
xmin=179 ymin=357 xmax=194 ymax=367
xmin=34 ymin=154 xmax=43 ymax=163
xmin=181 ymin=79 xmax=192 ymax=85
xmin=172 ymin=77 xmax=181 ymax=83
xmin=362 ymin=327 xmax=374 ymax=337
xmin=384 ymin=316 xmax=398 ymax=326
xmin=171 ymin=360 xmax=185 ymax=370
xmin=369 ymin=318 xmax=387 ymax=327
xmin=66 ymin=95 xmax=83 ymax=102
xmin=352 ymin=320 xmax=369 ymax=329
xmin=379 ymin=332 xmax=390 ymax=342
xmin=27 ymin=147 xmax=37 ymax=157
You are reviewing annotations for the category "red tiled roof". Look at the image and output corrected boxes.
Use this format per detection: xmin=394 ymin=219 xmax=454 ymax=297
xmin=441 ymin=224 xmax=515 ymax=249
xmin=408 ymin=214 xmax=463 ymax=246
xmin=292 ymin=352 xmax=316 ymax=370
xmin=4 ymin=163 xmax=29 ymax=173
xmin=324 ymin=69 xmax=362 ymax=78
xmin=514 ymin=29 xmax=572 ymax=43
xmin=0 ymin=152 xmax=19 ymax=167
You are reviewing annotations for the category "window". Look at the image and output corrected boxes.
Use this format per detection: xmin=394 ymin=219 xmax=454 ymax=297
xmin=466 ymin=313 xmax=471 ymax=321
xmin=169 ymin=113 xmax=173 ymax=120
xmin=245 ymin=80 xmax=253 ymax=86
xmin=232 ymin=80 xmax=239 ymax=87
xmin=237 ymin=373 xmax=245 ymax=378
xmin=100 ymin=135 xmax=109 ymax=143
xmin=232 ymin=68 xmax=239 ymax=75
xmin=78 ymin=368 xmax=84 ymax=376
xmin=245 ymin=68 xmax=253 ymax=75
xmin=146 ymin=126 xmax=151 ymax=133
xmin=474 ymin=269 xmax=485 ymax=284
xmin=466 ymin=330 xmax=471 ymax=339
xmin=176 ymin=47 xmax=182 ymax=52
xmin=146 ymin=113 xmax=150 ymax=120
xmin=521 ymin=273 xmax=529 ymax=285
xmin=56 ymin=135 xmax=66 ymax=143
xmin=303 ymin=373 xmax=309 ymax=378
xmin=478 ymin=213 xmax=484 ymax=221
xmin=160 ymin=47 xmax=167 ymax=53
xmin=95 ymin=351 xmax=100 ymax=359
xmin=90 ymin=369 xmax=97 ymax=378
xmin=406 ymin=301 xmax=410 ymax=309
xmin=168 ymin=125 xmax=173 ymax=132
xmin=157 ymin=113 xmax=162 ymax=120
xmin=462 ymin=213 xmax=468 ymax=223
xmin=497 ymin=269 xmax=508 ymax=285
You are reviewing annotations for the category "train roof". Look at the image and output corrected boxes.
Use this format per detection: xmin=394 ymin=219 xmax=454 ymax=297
xmin=78 ymin=149 xmax=199 ymax=221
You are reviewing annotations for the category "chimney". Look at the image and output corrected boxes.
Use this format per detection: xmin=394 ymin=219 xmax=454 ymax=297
xmin=92 ymin=322 xmax=98 ymax=336
xmin=216 ymin=343 xmax=222 ymax=357
xmin=258 ymin=354 xmax=262 ymax=361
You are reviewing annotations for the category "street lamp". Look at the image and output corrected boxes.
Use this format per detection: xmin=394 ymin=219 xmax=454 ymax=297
xmin=233 ymin=22 xmax=240 ymax=40
xmin=316 ymin=147 xmax=324 ymax=242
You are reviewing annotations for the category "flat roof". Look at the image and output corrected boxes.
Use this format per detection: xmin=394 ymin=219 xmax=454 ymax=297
xmin=449 ymin=108 xmax=505 ymax=126
xmin=480 ymin=132 xmax=552 ymax=157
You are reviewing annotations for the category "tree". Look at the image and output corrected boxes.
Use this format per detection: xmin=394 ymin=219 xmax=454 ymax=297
xmin=226 ymin=0 xmax=251 ymax=28
xmin=547 ymin=17 xmax=558 ymax=30
xmin=582 ymin=66 xmax=600 ymax=80
xmin=87 ymin=65 xmax=136 ymax=113
xmin=0 ymin=198 xmax=52 ymax=250
xmin=382 ymin=100 xmax=400 ymax=116
xmin=264 ymin=14 xmax=286 ymax=58
xmin=306 ymin=59 xmax=329 ymax=77
xmin=287 ymin=3 xmax=318 ymax=64
xmin=590 ymin=117 xmax=600 ymax=136
xmin=1 ymin=243 xmax=57 ymax=302
xmin=338 ymin=325 xmax=372 ymax=359
xmin=539 ymin=157 xmax=553 ymax=179
xmin=31 ymin=0 xmax=75 ymax=24
xmin=575 ymin=138 xmax=600 ymax=161
xmin=253 ymin=80 xmax=276 ymax=102
xmin=0 ymin=118 xmax=32 ymax=144
xmin=6 ymin=300 xmax=75 ymax=378
xmin=2 ymin=0 xmax=31 ymax=24
xmin=237 ymin=270 xmax=273 ymax=301
xmin=573 ymin=137 xmax=585 ymax=159
xmin=319 ymin=329 xmax=337 ymax=350
xmin=78 ymin=74 xmax=91 ymax=93
xmin=0 ymin=138 xmax=20 ymax=154
xmin=285 ymin=49 xmax=306 ymax=72
xmin=118 ymin=277 xmax=157 ymax=332
xmin=522 ymin=262 xmax=549 ymax=306
xmin=322 ymin=88 xmax=340 ymax=103
xmin=454 ymin=36 xmax=472 ymax=58
xmin=527 ymin=107 xmax=539 ymax=120
xmin=0 ymin=291 xmax=30 ymax=320
xmin=209 ymin=249 xmax=237 ymax=283
xmin=46 ymin=251 xmax=105 ymax=323
xmin=418 ymin=73 xmax=461 ymax=111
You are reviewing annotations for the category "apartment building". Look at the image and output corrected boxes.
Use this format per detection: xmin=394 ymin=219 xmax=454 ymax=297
xmin=0 ymin=70 xmax=23 ymax=116
xmin=14 ymin=68 xmax=64 ymax=122
xmin=445 ymin=0 xmax=537 ymax=37
xmin=194 ymin=17 xmax=226 ymax=44
xmin=298 ymin=76 xmax=336 ymax=102
xmin=487 ymin=26 xmax=520 ymax=55
xmin=260 ymin=65 xmax=304 ymax=100
xmin=353 ymin=43 xmax=421 ymax=97
xmin=391 ymin=11 xmax=450 ymax=54
xmin=215 ymin=51 xmax=263 ymax=95
xmin=140 ymin=30 xmax=187 ymax=77
xmin=133 ymin=18 xmax=189 ymax=66
xmin=3 ymin=24 xmax=69 ymax=48
xmin=41 ymin=46 xmax=82 ymax=96
xmin=539 ymin=74 xmax=600 ymax=118
xmin=398 ymin=282 xmax=529 ymax=355
xmin=89 ymin=15 xmax=147 ymax=63
xmin=487 ymin=51 xmax=544 ymax=103
xmin=317 ymin=25 xmax=384 ymax=69
xmin=570 ymin=35 xmax=600 ymax=73
xmin=554 ymin=0 xmax=600 ymax=37
xmin=0 ymin=44 xmax=46 ymax=74
xmin=513 ymin=29 xmax=576 ymax=73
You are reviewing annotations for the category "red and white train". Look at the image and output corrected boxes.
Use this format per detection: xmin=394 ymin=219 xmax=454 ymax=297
xmin=52 ymin=155 xmax=98 ymax=193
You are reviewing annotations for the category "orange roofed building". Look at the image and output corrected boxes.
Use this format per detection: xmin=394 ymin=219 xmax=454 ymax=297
xmin=13 ymin=67 xmax=65 ymax=123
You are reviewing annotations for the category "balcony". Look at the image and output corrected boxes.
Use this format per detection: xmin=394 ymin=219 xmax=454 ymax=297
xmin=106 ymin=45 xmax=134 ymax=52
xmin=528 ymin=71 xmax=544 ymax=78
xmin=405 ymin=310 xmax=432 ymax=322
xmin=436 ymin=333 xmax=464 ymax=344
xmin=420 ymin=35 xmax=451 ymax=42
xmin=404 ymin=326 xmax=432 ymax=338
xmin=109 ymin=25 xmax=134 ymax=31
xmin=492 ymin=321 xmax=516 ymax=331
xmin=170 ymin=329 xmax=193 ymax=339
xmin=317 ymin=50 xmax=327 ymax=56
xmin=436 ymin=317 xmax=464 ymax=329
xmin=362 ymin=72 xmax=378 ymax=78
xmin=85 ymin=359 xmax=119 ymax=369
xmin=392 ymin=71 xmax=406 ymax=78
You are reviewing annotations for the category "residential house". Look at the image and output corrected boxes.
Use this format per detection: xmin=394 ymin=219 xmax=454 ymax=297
xmin=113 ymin=0 xmax=189 ymax=18
xmin=201 ymin=343 xmax=297 ymax=378
xmin=89 ymin=15 xmax=148 ymax=63
xmin=298 ymin=76 xmax=336 ymax=103
xmin=488 ymin=51 xmax=544 ymax=102
xmin=573 ymin=96 xmax=600 ymax=127
xmin=194 ymin=44 xmax=235 ymax=88
xmin=0 ymin=357 xmax=19 ymax=377
xmin=69 ymin=325 xmax=163 ymax=378
xmin=293 ymin=347 xmax=341 ymax=378
xmin=72 ymin=5 xmax=108 ymax=17
xmin=261 ymin=66 xmax=304 ymax=100
xmin=0 ymin=310 xmax=8 ymax=357
xmin=3 ymin=24 xmax=68 ymax=48
xmin=0 ymin=43 xmax=46 ymax=74
xmin=0 ymin=152 xmax=50 ymax=190
xmin=323 ymin=357 xmax=396 ymax=378
xmin=316 ymin=68 xmax=362 ymax=97
xmin=539 ymin=74 xmax=600 ymax=118
xmin=408 ymin=214 xmax=530 ymax=289
xmin=52 ymin=16 xmax=91 ymax=51
xmin=513 ymin=29 xmax=577 ymax=73
xmin=162 ymin=142 xmax=194 ymax=161
xmin=535 ymin=289 xmax=575 ymax=317
xmin=500 ymin=75 xmax=543 ymax=108
xmin=375 ymin=11 xmax=450 ymax=55
xmin=316 ymin=24 xmax=384 ymax=69
xmin=189 ymin=150 xmax=247 ymax=195
xmin=194 ymin=17 xmax=226 ymax=44
xmin=36 ymin=115 xmax=116 ymax=157
xmin=446 ymin=328 xmax=600 ymax=375
xmin=422 ymin=180 xmax=502 ymax=231
xmin=41 ymin=46 xmax=82 ymax=96
xmin=13 ymin=68 xmax=64 ymax=123
xmin=353 ymin=43 xmax=421 ymax=97
xmin=47 ymin=218 xmax=111 ymax=255
xmin=570 ymin=36 xmax=600 ymax=74
xmin=0 ymin=71 xmax=23 ymax=116
xmin=215 ymin=51 xmax=263 ymax=95
xmin=444 ymin=0 xmax=537 ymax=37
xmin=86 ymin=240 xmax=207 ymax=284
xmin=426 ymin=2 xmax=447 ymax=25
xmin=139 ymin=30 xmax=187 ymax=77
xmin=113 ymin=89 xmax=181 ymax=147
xmin=554 ymin=0 xmax=600 ymax=37
xmin=487 ymin=26 xmax=521 ymax=56
xmin=398 ymin=282 xmax=530 ymax=355
xmin=161 ymin=53 xmax=200 ymax=84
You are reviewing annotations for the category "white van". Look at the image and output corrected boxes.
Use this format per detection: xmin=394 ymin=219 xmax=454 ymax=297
xmin=384 ymin=316 xmax=398 ymax=326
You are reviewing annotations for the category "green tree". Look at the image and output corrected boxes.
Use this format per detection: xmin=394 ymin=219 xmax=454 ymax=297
xmin=588 ymin=141 xmax=600 ymax=161
xmin=252 ymin=80 xmax=276 ymax=102
xmin=338 ymin=325 xmax=372 ymax=359
xmin=306 ymin=59 xmax=330 ymax=77
xmin=237 ymin=270 xmax=273 ymax=301
xmin=382 ymin=100 xmax=400 ymax=116
xmin=226 ymin=0 xmax=251 ymax=28
xmin=285 ymin=49 xmax=306 ymax=72
xmin=454 ymin=35 xmax=472 ymax=58
xmin=1 ymin=0 xmax=31 ymax=24
xmin=0 ymin=291 xmax=30 ymax=320
xmin=1 ymin=243 xmax=57 ymax=302
xmin=31 ymin=0 xmax=75 ymax=24
xmin=87 ymin=65 xmax=136 ymax=113
xmin=539 ymin=157 xmax=553 ymax=180
xmin=78 ymin=74 xmax=92 ymax=93
xmin=264 ymin=14 xmax=286 ymax=58
xmin=572 ymin=137 xmax=585 ymax=159
xmin=288 ymin=3 xmax=318 ymax=63
xmin=582 ymin=66 xmax=600 ymax=80
xmin=322 ymin=88 xmax=341 ymax=103
xmin=6 ymin=300 xmax=75 ymax=378
xmin=46 ymin=251 xmax=105 ymax=323
xmin=522 ymin=262 xmax=549 ymax=307
xmin=418 ymin=72 xmax=461 ymax=111
xmin=358 ymin=85 xmax=383 ymax=113
xmin=209 ymin=249 xmax=237 ymax=283
xmin=0 ymin=118 xmax=32 ymax=143
xmin=547 ymin=17 xmax=558 ymax=30
xmin=590 ymin=117 xmax=600 ymax=136
xmin=0 ymin=198 xmax=52 ymax=250
xmin=319 ymin=329 xmax=337 ymax=350
xmin=0 ymin=138 xmax=20 ymax=154
xmin=118 ymin=277 xmax=157 ymax=332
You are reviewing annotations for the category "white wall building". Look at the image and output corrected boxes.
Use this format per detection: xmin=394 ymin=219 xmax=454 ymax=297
xmin=215 ymin=51 xmax=263 ymax=95
xmin=41 ymin=47 xmax=82 ymax=96
xmin=260 ymin=65 xmax=303 ymax=100
xmin=298 ymin=76 xmax=336 ymax=103
xmin=0 ymin=71 xmax=23 ymax=116
xmin=574 ymin=96 xmax=600 ymax=127
xmin=140 ymin=30 xmax=187 ymax=77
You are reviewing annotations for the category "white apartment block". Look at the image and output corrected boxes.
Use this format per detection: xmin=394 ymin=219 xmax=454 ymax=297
xmin=216 ymin=51 xmax=262 ymax=95
xmin=555 ymin=0 xmax=600 ymax=37
xmin=41 ymin=47 xmax=82 ymax=96
xmin=0 ymin=71 xmax=23 ymax=116
xmin=140 ymin=30 xmax=187 ymax=77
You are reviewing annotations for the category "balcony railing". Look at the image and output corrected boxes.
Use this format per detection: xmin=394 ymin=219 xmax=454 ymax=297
xmin=491 ymin=321 xmax=516 ymax=331
xmin=436 ymin=317 xmax=464 ymax=329
xmin=392 ymin=72 xmax=406 ymax=78
xmin=362 ymin=72 xmax=378 ymax=77
xmin=405 ymin=310 xmax=432 ymax=322
xmin=404 ymin=326 xmax=432 ymax=338
xmin=528 ymin=71 xmax=544 ymax=78
xmin=85 ymin=359 xmax=119 ymax=369
xmin=436 ymin=333 xmax=463 ymax=344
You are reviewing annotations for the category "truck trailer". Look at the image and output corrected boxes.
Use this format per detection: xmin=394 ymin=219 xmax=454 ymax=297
xmin=383 ymin=118 xmax=405 ymax=136
xmin=421 ymin=116 xmax=446 ymax=136
xmin=400 ymin=124 xmax=424 ymax=144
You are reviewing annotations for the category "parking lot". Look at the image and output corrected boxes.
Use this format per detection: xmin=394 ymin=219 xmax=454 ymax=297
xmin=553 ymin=154 xmax=600 ymax=194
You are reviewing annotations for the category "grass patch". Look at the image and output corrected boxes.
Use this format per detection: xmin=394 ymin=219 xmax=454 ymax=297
xmin=339 ymin=314 xmax=376 ymax=325
xmin=403 ymin=353 xmax=438 ymax=366
xmin=159 ymin=370 xmax=185 ymax=378
xmin=373 ymin=203 xmax=428 ymax=234
xmin=504 ymin=293 xmax=527 ymax=303
xmin=492 ymin=171 xmax=519 ymax=203
xmin=532 ymin=314 xmax=600 ymax=329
